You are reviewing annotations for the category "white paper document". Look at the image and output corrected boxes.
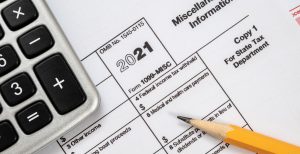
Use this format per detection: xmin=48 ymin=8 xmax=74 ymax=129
xmin=38 ymin=0 xmax=300 ymax=153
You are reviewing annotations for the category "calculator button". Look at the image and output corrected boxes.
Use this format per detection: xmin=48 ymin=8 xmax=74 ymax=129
xmin=16 ymin=101 xmax=52 ymax=134
xmin=2 ymin=0 xmax=38 ymax=31
xmin=1 ymin=73 xmax=36 ymax=106
xmin=0 ymin=25 xmax=4 ymax=39
xmin=0 ymin=121 xmax=18 ymax=152
xmin=0 ymin=104 xmax=2 ymax=114
xmin=18 ymin=26 xmax=54 ymax=58
xmin=0 ymin=45 xmax=20 ymax=77
xmin=34 ymin=54 xmax=86 ymax=114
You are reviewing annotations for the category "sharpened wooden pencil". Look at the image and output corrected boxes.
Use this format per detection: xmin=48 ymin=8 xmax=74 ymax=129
xmin=177 ymin=116 xmax=300 ymax=154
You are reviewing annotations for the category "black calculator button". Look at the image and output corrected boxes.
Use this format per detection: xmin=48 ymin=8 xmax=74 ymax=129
xmin=2 ymin=0 xmax=38 ymax=31
xmin=0 ymin=121 xmax=18 ymax=152
xmin=35 ymin=54 xmax=86 ymax=114
xmin=0 ymin=25 xmax=4 ymax=39
xmin=16 ymin=101 xmax=52 ymax=134
xmin=1 ymin=73 xmax=36 ymax=106
xmin=0 ymin=45 xmax=20 ymax=76
xmin=18 ymin=26 xmax=54 ymax=58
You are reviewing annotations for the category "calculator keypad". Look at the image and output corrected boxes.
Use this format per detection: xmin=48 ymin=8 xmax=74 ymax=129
xmin=2 ymin=0 xmax=38 ymax=30
xmin=18 ymin=26 xmax=54 ymax=58
xmin=0 ymin=45 xmax=20 ymax=77
xmin=0 ymin=121 xmax=18 ymax=152
xmin=35 ymin=54 xmax=86 ymax=114
xmin=16 ymin=101 xmax=52 ymax=134
xmin=0 ymin=0 xmax=97 ymax=153
xmin=1 ymin=73 xmax=36 ymax=106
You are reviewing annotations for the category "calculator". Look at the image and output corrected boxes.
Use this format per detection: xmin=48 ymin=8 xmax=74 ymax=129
xmin=0 ymin=0 xmax=99 ymax=153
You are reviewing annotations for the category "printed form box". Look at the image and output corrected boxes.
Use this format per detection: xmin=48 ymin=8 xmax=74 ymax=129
xmin=97 ymin=19 xmax=176 ymax=97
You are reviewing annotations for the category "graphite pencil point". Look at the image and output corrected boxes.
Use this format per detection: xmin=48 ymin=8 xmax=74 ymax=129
xmin=177 ymin=116 xmax=192 ymax=124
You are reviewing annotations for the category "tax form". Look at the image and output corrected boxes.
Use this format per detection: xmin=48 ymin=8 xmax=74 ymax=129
xmin=38 ymin=0 xmax=300 ymax=153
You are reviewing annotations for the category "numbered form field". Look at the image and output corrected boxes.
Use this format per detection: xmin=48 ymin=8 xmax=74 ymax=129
xmin=162 ymin=101 xmax=250 ymax=154
xmin=131 ymin=54 xmax=206 ymax=114
xmin=97 ymin=18 xmax=176 ymax=97
xmin=141 ymin=70 xmax=230 ymax=145
xmin=59 ymin=101 xmax=139 ymax=154
xmin=86 ymin=117 xmax=162 ymax=154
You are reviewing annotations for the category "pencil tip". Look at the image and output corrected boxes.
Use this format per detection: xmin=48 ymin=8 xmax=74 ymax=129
xmin=177 ymin=116 xmax=192 ymax=124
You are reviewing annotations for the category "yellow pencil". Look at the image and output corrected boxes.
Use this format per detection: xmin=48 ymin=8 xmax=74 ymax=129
xmin=177 ymin=116 xmax=300 ymax=154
